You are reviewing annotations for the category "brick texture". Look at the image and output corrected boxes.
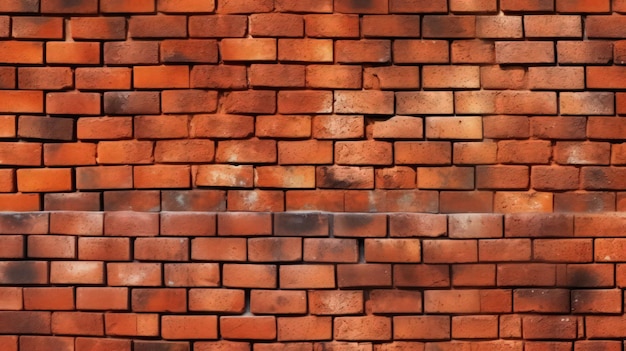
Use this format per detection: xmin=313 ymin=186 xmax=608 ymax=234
xmin=1 ymin=1 xmax=626 ymax=349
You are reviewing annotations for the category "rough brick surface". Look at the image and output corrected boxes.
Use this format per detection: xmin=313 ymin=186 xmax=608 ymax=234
xmin=2 ymin=1 xmax=626 ymax=349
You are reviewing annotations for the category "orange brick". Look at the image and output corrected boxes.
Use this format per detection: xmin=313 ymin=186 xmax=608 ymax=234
xmin=162 ymin=89 xmax=217 ymax=114
xmin=129 ymin=15 xmax=187 ymax=38
xmin=47 ymin=42 xmax=100 ymax=64
xmin=12 ymin=17 xmax=63 ymax=39
xmin=396 ymin=91 xmax=453 ymax=114
xmin=104 ymin=41 xmax=159 ymax=65
xmin=221 ymin=38 xmax=276 ymax=61
xmin=17 ymin=168 xmax=72 ymax=192
xmin=41 ymin=0 xmax=97 ymax=13
xmin=524 ymin=15 xmax=582 ymax=38
xmin=0 ymin=41 xmax=42 ymax=64
xmin=188 ymin=15 xmax=247 ymax=37
xmin=70 ymin=17 xmax=126 ymax=40
xmin=46 ymin=92 xmax=101 ymax=115
xmin=0 ymin=90 xmax=43 ymax=113
xmin=134 ymin=66 xmax=189 ymax=89
xmin=278 ymin=38 xmax=333 ymax=62
xmin=393 ymin=40 xmax=449 ymax=63
xmin=305 ymin=14 xmax=359 ymax=38
xmin=495 ymin=41 xmax=555 ymax=64
xmin=278 ymin=90 xmax=333 ymax=114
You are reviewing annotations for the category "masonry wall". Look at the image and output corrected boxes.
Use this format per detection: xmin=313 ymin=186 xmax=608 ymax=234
xmin=1 ymin=0 xmax=626 ymax=350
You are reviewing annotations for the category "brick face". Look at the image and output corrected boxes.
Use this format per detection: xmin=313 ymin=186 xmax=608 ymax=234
xmin=1 ymin=1 xmax=626 ymax=349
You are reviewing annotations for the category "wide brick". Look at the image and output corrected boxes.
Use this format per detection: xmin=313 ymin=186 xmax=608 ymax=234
xmin=393 ymin=40 xmax=449 ymax=63
xmin=496 ymin=41 xmax=555 ymax=64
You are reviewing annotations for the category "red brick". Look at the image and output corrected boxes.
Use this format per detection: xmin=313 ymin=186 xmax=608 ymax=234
xmin=394 ymin=264 xmax=450 ymax=288
xmin=393 ymin=316 xmax=451 ymax=340
xmin=250 ymin=13 xmax=303 ymax=37
xmin=497 ymin=263 xmax=557 ymax=286
xmin=157 ymin=0 xmax=215 ymax=12
xmin=0 ymin=236 xmax=23 ymax=258
xmin=476 ymin=15 xmax=523 ymax=38
xmin=221 ymin=38 xmax=276 ymax=61
xmin=452 ymin=315 xmax=498 ymax=339
xmin=528 ymin=67 xmax=584 ymax=90
xmin=104 ymin=41 xmax=159 ymax=65
xmin=20 ymin=336 xmax=74 ymax=351
xmin=188 ymin=15 xmax=247 ymax=37
xmin=305 ymin=14 xmax=359 ymax=38
xmin=223 ymin=91 xmax=276 ymax=114
xmin=557 ymin=41 xmax=613 ymax=64
xmin=587 ymin=15 xmax=626 ymax=38
xmin=277 ymin=316 xmax=331 ymax=341
xmin=189 ymin=114 xmax=252 ymax=138
xmin=0 ymin=90 xmax=43 ymax=113
xmin=335 ymin=316 xmax=391 ymax=341
xmin=365 ymin=239 xmax=421 ymax=263
xmin=103 ymin=191 xmax=159 ymax=212
xmin=188 ymin=288 xmax=245 ymax=313
xmin=278 ymin=90 xmax=332 ymax=114
xmin=71 ymin=17 xmax=126 ymax=40
xmin=100 ymin=0 xmax=154 ymax=12
xmin=395 ymin=141 xmax=451 ymax=165
xmin=281 ymin=264 xmax=335 ymax=288
xmin=312 ymin=115 xmax=364 ymax=139
xmin=525 ymin=15 xmax=582 ymax=38
xmin=223 ymin=264 xmax=276 ymax=288
xmin=162 ymin=90 xmax=217 ymax=114
xmin=221 ymin=316 xmax=276 ymax=340
xmin=12 ymin=17 xmax=62 ymax=39
xmin=76 ymin=166 xmax=132 ymax=189
xmin=480 ymin=66 xmax=527 ymax=90
xmin=336 ymin=40 xmax=391 ymax=63
xmin=75 ymin=338 xmax=131 ymax=351
xmin=131 ymin=289 xmax=187 ymax=313
xmin=250 ymin=64 xmax=304 ymax=88
xmin=394 ymin=40 xmax=449 ymax=63
xmin=423 ymin=15 xmax=475 ymax=38
xmin=162 ymin=315 xmax=218 ymax=340
xmin=0 ymin=41 xmax=42 ymax=64
xmin=496 ymin=41 xmax=555 ymax=63
xmin=77 ymin=287 xmax=128 ymax=311
xmin=50 ymin=261 xmax=104 ymax=285
xmin=396 ymin=91 xmax=454 ymax=114
xmin=532 ymin=166 xmax=580 ymax=191
xmin=555 ymin=192 xmax=615 ymax=212
xmin=161 ymin=190 xmax=225 ymax=212
xmin=303 ymin=238 xmax=357 ymax=262
xmin=28 ymin=235 xmax=75 ymax=259
xmin=104 ymin=313 xmax=159 ymax=337
xmin=523 ymin=315 xmax=577 ymax=340
xmin=363 ymin=15 xmax=419 ymax=37
xmin=160 ymin=212 xmax=215 ymax=236
xmin=17 ymin=168 xmax=72 ymax=192
xmin=77 ymin=117 xmax=132 ymax=140
xmin=161 ymin=39 xmax=218 ymax=63
xmin=47 ymin=42 xmax=100 ymax=65
xmin=129 ymin=15 xmax=186 ymax=38
xmin=0 ymin=0 xmax=39 ymax=12
xmin=78 ymin=237 xmax=129 ymax=261
xmin=375 ymin=166 xmax=416 ymax=189
xmin=278 ymin=39 xmax=333 ymax=62
xmin=134 ymin=165 xmax=191 ymax=188
xmin=107 ymin=263 xmax=161 ymax=286
xmin=451 ymin=39 xmax=495 ymax=63
xmin=41 ymin=0 xmax=97 ymax=13
xmin=251 ymin=290 xmax=306 ymax=314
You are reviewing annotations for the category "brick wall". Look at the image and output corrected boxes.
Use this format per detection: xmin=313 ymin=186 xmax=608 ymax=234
xmin=2 ymin=0 xmax=626 ymax=350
